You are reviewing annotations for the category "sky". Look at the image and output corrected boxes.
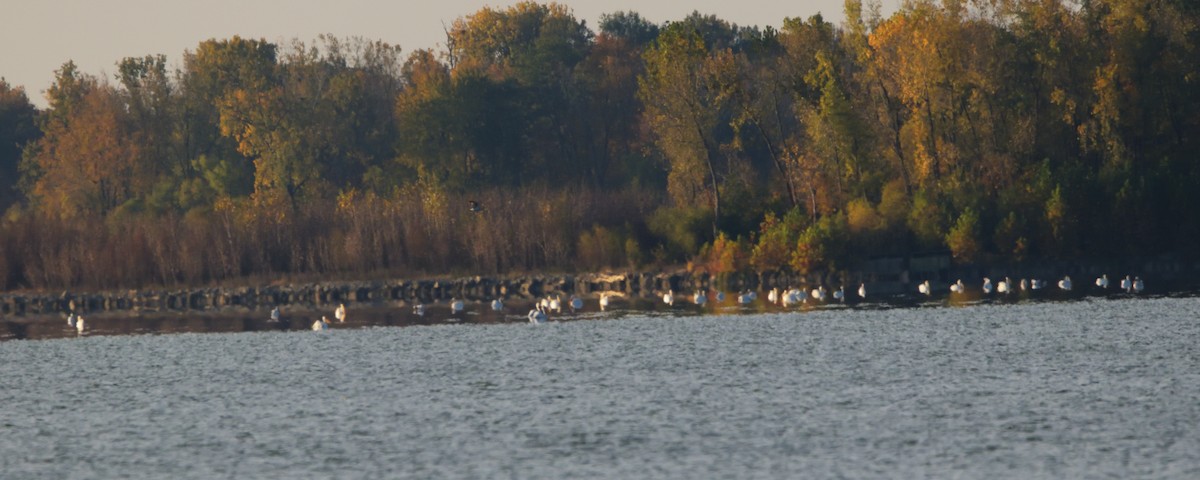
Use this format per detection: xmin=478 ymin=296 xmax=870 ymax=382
xmin=4 ymin=0 xmax=898 ymax=108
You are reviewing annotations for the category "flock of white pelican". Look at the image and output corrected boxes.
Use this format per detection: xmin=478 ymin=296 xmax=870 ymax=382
xmin=244 ymin=272 xmax=1150 ymax=332
xmin=918 ymin=274 xmax=1144 ymax=296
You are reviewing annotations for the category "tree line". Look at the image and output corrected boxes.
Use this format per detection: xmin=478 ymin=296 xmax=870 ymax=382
xmin=0 ymin=0 xmax=1197 ymax=291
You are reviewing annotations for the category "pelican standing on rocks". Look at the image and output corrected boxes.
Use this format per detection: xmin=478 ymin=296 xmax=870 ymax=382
xmin=858 ymin=283 xmax=867 ymax=299
xmin=997 ymin=277 xmax=1010 ymax=294
xmin=270 ymin=307 xmax=281 ymax=322
xmin=67 ymin=313 xmax=78 ymax=328
xmin=569 ymin=295 xmax=584 ymax=312
xmin=75 ymin=315 xmax=85 ymax=334
xmin=599 ymin=293 xmax=611 ymax=311
xmin=983 ymin=277 xmax=994 ymax=294
xmin=662 ymin=290 xmax=674 ymax=306
xmin=1058 ymin=276 xmax=1073 ymax=291
xmin=832 ymin=286 xmax=845 ymax=302
xmin=451 ymin=298 xmax=465 ymax=314
xmin=811 ymin=285 xmax=827 ymax=302
xmin=737 ymin=291 xmax=754 ymax=305
xmin=491 ymin=298 xmax=504 ymax=312
xmin=335 ymin=303 xmax=347 ymax=323
xmin=1121 ymin=276 xmax=1133 ymax=292
xmin=312 ymin=316 xmax=329 ymax=331
xmin=693 ymin=290 xmax=707 ymax=306
xmin=549 ymin=296 xmax=562 ymax=313
xmin=767 ymin=288 xmax=779 ymax=305
xmin=1132 ymin=277 xmax=1144 ymax=293
xmin=950 ymin=279 xmax=965 ymax=294
xmin=918 ymin=280 xmax=931 ymax=296
xmin=1096 ymin=274 xmax=1109 ymax=289
xmin=413 ymin=303 xmax=426 ymax=316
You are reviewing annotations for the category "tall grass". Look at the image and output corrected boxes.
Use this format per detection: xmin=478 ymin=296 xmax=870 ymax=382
xmin=0 ymin=187 xmax=664 ymax=291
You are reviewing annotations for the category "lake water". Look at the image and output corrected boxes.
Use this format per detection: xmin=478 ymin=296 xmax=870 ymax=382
xmin=2 ymin=295 xmax=1199 ymax=478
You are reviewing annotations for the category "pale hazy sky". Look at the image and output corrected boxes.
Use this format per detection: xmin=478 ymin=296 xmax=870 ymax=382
xmin=5 ymin=0 xmax=897 ymax=107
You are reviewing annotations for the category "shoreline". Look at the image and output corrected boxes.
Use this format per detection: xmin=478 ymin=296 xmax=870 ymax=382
xmin=2 ymin=254 xmax=1197 ymax=319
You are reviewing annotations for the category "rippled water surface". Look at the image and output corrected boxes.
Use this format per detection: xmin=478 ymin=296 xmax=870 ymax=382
xmin=3 ymin=296 xmax=1199 ymax=478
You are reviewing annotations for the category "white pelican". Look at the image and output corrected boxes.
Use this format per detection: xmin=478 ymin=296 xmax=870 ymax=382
xmin=1132 ymin=277 xmax=1144 ymax=293
xmin=832 ymin=286 xmax=845 ymax=302
xmin=1019 ymin=279 xmax=1029 ymax=291
xmin=715 ymin=291 xmax=726 ymax=302
xmin=1121 ymin=275 xmax=1132 ymax=292
xmin=528 ymin=306 xmax=547 ymax=324
xmin=491 ymin=298 xmax=503 ymax=312
xmin=335 ymin=303 xmax=346 ymax=323
xmin=599 ymin=293 xmax=611 ymax=311
xmin=569 ymin=295 xmax=583 ymax=312
xmin=312 ymin=316 xmax=329 ymax=331
xmin=737 ymin=291 xmax=754 ymax=305
xmin=693 ymin=290 xmax=707 ymax=306
xmin=413 ymin=303 xmax=426 ymax=316
xmin=548 ymin=296 xmax=562 ymax=313
xmin=1096 ymin=274 xmax=1109 ymax=289
xmin=782 ymin=288 xmax=803 ymax=307
xmin=451 ymin=298 xmax=465 ymax=314
xmin=998 ymin=277 xmax=1012 ymax=294
xmin=918 ymin=280 xmax=931 ymax=296
xmin=270 ymin=307 xmax=281 ymax=322
xmin=858 ymin=283 xmax=867 ymax=299
xmin=1058 ymin=276 xmax=1072 ymax=291
xmin=1031 ymin=279 xmax=1045 ymax=290
xmin=811 ymin=285 xmax=827 ymax=302
xmin=75 ymin=316 xmax=85 ymax=334
xmin=982 ymin=277 xmax=993 ymax=294
xmin=950 ymin=279 xmax=965 ymax=294
xmin=662 ymin=290 xmax=674 ymax=306
xmin=67 ymin=313 xmax=78 ymax=328
xmin=767 ymin=288 xmax=779 ymax=305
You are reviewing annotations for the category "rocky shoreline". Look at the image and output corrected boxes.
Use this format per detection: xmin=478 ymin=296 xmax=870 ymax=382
xmin=2 ymin=254 xmax=1197 ymax=318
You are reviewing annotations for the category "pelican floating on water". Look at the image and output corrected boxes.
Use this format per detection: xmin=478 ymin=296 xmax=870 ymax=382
xmin=528 ymin=306 xmax=547 ymax=324
xmin=312 ymin=316 xmax=329 ymax=331
xmin=491 ymin=298 xmax=504 ymax=312
xmin=997 ymin=277 xmax=1011 ymax=294
xmin=335 ymin=303 xmax=346 ymax=323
